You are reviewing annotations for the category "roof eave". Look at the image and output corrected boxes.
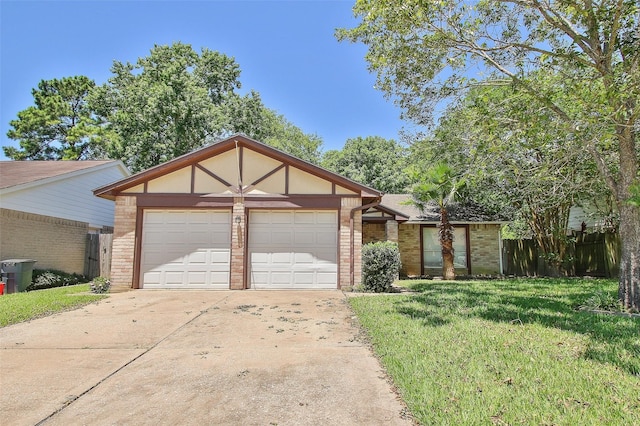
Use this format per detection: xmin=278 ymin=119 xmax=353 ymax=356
xmin=94 ymin=135 xmax=383 ymax=199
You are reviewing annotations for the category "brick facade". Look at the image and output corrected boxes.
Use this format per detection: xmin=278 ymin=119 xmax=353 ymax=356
xmin=363 ymin=223 xmax=386 ymax=244
xmin=340 ymin=198 xmax=362 ymax=288
xmin=0 ymin=208 xmax=88 ymax=274
xmin=230 ymin=198 xmax=245 ymax=289
xmin=469 ymin=224 xmax=501 ymax=274
xmin=109 ymin=196 xmax=137 ymax=292
xmin=375 ymin=221 xmax=503 ymax=277
xmin=398 ymin=224 xmax=422 ymax=276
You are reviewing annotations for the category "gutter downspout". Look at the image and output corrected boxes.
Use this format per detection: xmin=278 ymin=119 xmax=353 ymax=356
xmin=350 ymin=198 xmax=381 ymax=287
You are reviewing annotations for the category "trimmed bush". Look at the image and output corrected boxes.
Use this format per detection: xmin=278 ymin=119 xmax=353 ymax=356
xmin=361 ymin=241 xmax=402 ymax=292
xmin=90 ymin=276 xmax=111 ymax=294
xmin=27 ymin=269 xmax=89 ymax=291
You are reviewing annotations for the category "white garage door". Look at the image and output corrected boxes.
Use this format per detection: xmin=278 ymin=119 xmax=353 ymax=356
xmin=140 ymin=210 xmax=231 ymax=289
xmin=248 ymin=210 xmax=338 ymax=289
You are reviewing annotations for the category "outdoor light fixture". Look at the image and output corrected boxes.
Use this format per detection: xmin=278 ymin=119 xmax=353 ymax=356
xmin=235 ymin=215 xmax=242 ymax=224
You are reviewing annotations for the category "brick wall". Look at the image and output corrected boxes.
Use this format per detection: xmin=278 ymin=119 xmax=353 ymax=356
xmin=0 ymin=208 xmax=88 ymax=274
xmin=469 ymin=224 xmax=501 ymax=274
xmin=363 ymin=223 xmax=386 ymax=244
xmin=109 ymin=196 xmax=137 ymax=292
xmin=398 ymin=224 xmax=421 ymax=276
xmin=397 ymin=223 xmax=503 ymax=276
xmin=230 ymin=198 xmax=245 ymax=289
xmin=340 ymin=198 xmax=362 ymax=288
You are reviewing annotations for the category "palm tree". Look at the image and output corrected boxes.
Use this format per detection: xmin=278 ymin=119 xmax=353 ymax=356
xmin=408 ymin=163 xmax=465 ymax=280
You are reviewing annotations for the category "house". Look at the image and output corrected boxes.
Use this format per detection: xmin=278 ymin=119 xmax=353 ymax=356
xmin=363 ymin=194 xmax=508 ymax=277
xmin=0 ymin=160 xmax=130 ymax=274
xmin=93 ymin=135 xmax=381 ymax=292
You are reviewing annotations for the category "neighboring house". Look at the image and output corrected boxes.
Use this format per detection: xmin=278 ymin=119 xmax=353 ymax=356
xmin=363 ymin=194 xmax=509 ymax=277
xmin=0 ymin=160 xmax=130 ymax=274
xmin=93 ymin=134 xmax=381 ymax=292
xmin=567 ymin=205 xmax=618 ymax=234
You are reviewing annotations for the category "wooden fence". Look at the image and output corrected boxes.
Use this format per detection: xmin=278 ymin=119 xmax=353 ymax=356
xmin=502 ymin=232 xmax=620 ymax=277
xmin=84 ymin=233 xmax=113 ymax=279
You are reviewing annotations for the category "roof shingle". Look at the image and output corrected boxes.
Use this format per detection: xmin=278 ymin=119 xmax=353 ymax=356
xmin=0 ymin=161 xmax=116 ymax=190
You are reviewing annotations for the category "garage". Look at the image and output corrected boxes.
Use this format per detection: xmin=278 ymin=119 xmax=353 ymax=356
xmin=140 ymin=210 xmax=231 ymax=289
xmin=94 ymin=135 xmax=382 ymax=291
xmin=249 ymin=210 xmax=338 ymax=289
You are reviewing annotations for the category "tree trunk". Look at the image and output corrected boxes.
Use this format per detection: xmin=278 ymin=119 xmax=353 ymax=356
xmin=612 ymin=120 xmax=639 ymax=311
xmin=440 ymin=207 xmax=456 ymax=280
xmin=617 ymin=203 xmax=640 ymax=311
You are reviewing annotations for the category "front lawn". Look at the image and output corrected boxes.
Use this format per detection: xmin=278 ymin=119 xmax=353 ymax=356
xmin=349 ymin=278 xmax=640 ymax=425
xmin=0 ymin=284 xmax=107 ymax=327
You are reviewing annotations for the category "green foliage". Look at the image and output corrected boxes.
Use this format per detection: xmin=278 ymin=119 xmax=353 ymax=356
xmin=28 ymin=269 xmax=88 ymax=291
xmin=0 ymin=284 xmax=105 ymax=327
xmin=321 ymin=136 xmax=409 ymax=191
xmin=88 ymin=42 xmax=323 ymax=172
xmin=90 ymin=276 xmax=111 ymax=294
xmin=4 ymin=76 xmax=110 ymax=160
xmin=361 ymin=241 xmax=401 ymax=292
xmin=407 ymin=162 xmax=465 ymax=210
xmin=407 ymin=162 xmax=465 ymax=280
xmin=339 ymin=0 xmax=640 ymax=308
xmin=350 ymin=278 xmax=640 ymax=424
xmin=90 ymin=43 xmax=239 ymax=172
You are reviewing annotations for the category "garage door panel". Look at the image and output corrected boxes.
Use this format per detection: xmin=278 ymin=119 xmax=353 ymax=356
xmin=316 ymin=272 xmax=338 ymax=285
xmin=271 ymin=232 xmax=293 ymax=245
xmin=141 ymin=210 xmax=230 ymax=289
xmin=294 ymin=211 xmax=315 ymax=224
xmin=186 ymin=251 xmax=208 ymax=264
xmin=293 ymin=252 xmax=316 ymax=263
xmin=272 ymin=212 xmax=294 ymax=224
xmin=317 ymin=232 xmax=337 ymax=245
xmin=249 ymin=210 xmax=338 ymax=289
xmin=143 ymin=271 xmax=161 ymax=285
xmin=293 ymin=231 xmax=315 ymax=244
xmin=316 ymin=211 xmax=338 ymax=224
xmin=292 ymin=272 xmax=314 ymax=285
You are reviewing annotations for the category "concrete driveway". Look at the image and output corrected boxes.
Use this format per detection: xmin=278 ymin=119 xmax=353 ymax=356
xmin=0 ymin=291 xmax=412 ymax=425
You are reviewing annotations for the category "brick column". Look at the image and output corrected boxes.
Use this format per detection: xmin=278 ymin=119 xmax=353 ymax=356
xmin=110 ymin=196 xmax=137 ymax=292
xmin=385 ymin=220 xmax=399 ymax=243
xmin=340 ymin=198 xmax=363 ymax=289
xmin=229 ymin=197 xmax=246 ymax=290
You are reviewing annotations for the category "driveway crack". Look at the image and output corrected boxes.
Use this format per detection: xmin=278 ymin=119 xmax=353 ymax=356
xmin=35 ymin=295 xmax=230 ymax=425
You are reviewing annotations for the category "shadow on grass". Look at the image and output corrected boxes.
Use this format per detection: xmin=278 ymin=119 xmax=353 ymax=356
xmin=393 ymin=279 xmax=640 ymax=375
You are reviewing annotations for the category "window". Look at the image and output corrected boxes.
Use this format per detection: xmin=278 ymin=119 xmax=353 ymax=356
xmin=422 ymin=225 xmax=468 ymax=271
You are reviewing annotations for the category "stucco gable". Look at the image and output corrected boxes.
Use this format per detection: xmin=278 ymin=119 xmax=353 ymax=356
xmin=95 ymin=135 xmax=381 ymax=200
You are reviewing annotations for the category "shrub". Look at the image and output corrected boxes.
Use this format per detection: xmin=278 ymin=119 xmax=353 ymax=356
xmin=361 ymin=241 xmax=402 ymax=293
xmin=28 ymin=269 xmax=89 ymax=291
xmin=90 ymin=276 xmax=111 ymax=294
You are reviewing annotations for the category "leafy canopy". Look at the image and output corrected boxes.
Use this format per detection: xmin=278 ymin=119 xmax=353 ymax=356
xmin=4 ymin=76 xmax=109 ymax=160
xmin=321 ymin=136 xmax=409 ymax=192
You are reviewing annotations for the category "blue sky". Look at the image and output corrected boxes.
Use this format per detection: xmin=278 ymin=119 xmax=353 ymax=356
xmin=0 ymin=0 xmax=413 ymax=160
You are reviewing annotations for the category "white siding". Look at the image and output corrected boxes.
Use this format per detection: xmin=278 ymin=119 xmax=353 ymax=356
xmin=0 ymin=164 xmax=127 ymax=227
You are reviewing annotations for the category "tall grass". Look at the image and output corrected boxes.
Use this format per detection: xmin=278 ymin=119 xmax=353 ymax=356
xmin=349 ymin=278 xmax=640 ymax=425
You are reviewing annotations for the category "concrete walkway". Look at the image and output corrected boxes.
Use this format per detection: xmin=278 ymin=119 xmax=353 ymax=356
xmin=0 ymin=291 xmax=412 ymax=425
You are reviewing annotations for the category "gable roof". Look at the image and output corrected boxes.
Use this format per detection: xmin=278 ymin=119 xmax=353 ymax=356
xmin=377 ymin=194 xmax=510 ymax=223
xmin=94 ymin=134 xmax=382 ymax=200
xmin=0 ymin=160 xmax=128 ymax=192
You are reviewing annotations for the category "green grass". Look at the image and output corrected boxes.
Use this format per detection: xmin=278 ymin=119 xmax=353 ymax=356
xmin=349 ymin=278 xmax=640 ymax=425
xmin=0 ymin=284 xmax=107 ymax=327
